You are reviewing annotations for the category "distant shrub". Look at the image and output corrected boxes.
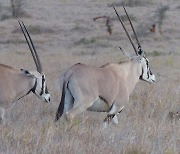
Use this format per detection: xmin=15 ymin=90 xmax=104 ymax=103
xmin=168 ymin=111 xmax=180 ymax=121
xmin=10 ymin=0 xmax=27 ymax=18
xmin=124 ymin=146 xmax=146 ymax=154
xmin=0 ymin=3 xmax=11 ymax=21
xmin=0 ymin=0 xmax=29 ymax=20
xmin=176 ymin=5 xmax=180 ymax=9
xmin=155 ymin=4 xmax=169 ymax=34
xmin=74 ymin=38 xmax=96 ymax=46
xmin=135 ymin=4 xmax=169 ymax=37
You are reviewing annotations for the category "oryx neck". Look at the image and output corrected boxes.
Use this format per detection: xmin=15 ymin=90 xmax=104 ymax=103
xmin=31 ymin=78 xmax=37 ymax=94
xmin=125 ymin=59 xmax=141 ymax=94
xmin=14 ymin=72 xmax=37 ymax=101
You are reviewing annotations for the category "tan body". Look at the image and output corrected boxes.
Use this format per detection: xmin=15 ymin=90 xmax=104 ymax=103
xmin=56 ymin=58 xmax=145 ymax=123
xmin=67 ymin=60 xmax=140 ymax=109
xmin=0 ymin=64 xmax=35 ymax=109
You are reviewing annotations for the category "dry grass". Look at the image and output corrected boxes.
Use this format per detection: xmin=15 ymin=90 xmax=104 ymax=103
xmin=0 ymin=52 xmax=179 ymax=153
xmin=0 ymin=0 xmax=180 ymax=153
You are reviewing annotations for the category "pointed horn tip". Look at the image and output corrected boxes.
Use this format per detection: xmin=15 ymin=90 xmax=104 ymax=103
xmin=122 ymin=5 xmax=140 ymax=55
xmin=21 ymin=21 xmax=26 ymax=27
xmin=113 ymin=6 xmax=118 ymax=15
xmin=19 ymin=20 xmax=42 ymax=73
xmin=18 ymin=20 xmax=22 ymax=26
xmin=123 ymin=6 xmax=128 ymax=14
xmin=18 ymin=20 xmax=24 ymax=25
xmin=112 ymin=5 xmax=116 ymax=10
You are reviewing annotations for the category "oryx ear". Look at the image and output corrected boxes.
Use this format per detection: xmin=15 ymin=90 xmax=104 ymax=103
xmin=21 ymin=69 xmax=35 ymax=77
xmin=123 ymin=51 xmax=131 ymax=58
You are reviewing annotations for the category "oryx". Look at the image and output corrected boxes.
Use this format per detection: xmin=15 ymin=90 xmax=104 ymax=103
xmin=0 ymin=21 xmax=50 ymax=123
xmin=55 ymin=6 xmax=156 ymax=124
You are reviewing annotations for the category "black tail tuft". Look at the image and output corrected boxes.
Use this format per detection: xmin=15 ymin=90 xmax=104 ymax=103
xmin=54 ymin=81 xmax=66 ymax=122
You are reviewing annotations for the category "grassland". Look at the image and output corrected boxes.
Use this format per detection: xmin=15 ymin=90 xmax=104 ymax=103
xmin=0 ymin=0 xmax=179 ymax=153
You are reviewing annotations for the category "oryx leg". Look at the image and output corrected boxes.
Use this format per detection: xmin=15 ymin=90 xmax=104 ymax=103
xmin=61 ymin=88 xmax=74 ymax=121
xmin=104 ymin=102 xmax=119 ymax=124
xmin=65 ymin=77 xmax=98 ymax=122
xmin=66 ymin=97 xmax=97 ymax=122
xmin=104 ymin=89 xmax=128 ymax=124
xmin=64 ymin=88 xmax=74 ymax=113
xmin=104 ymin=102 xmax=125 ymax=124
xmin=56 ymin=89 xmax=74 ymax=120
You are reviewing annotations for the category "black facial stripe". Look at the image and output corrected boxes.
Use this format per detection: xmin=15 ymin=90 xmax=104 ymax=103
xmin=146 ymin=61 xmax=149 ymax=68
xmin=146 ymin=59 xmax=149 ymax=79
xmin=140 ymin=67 xmax=144 ymax=79
xmin=45 ymin=87 xmax=48 ymax=93
xmin=31 ymin=79 xmax=37 ymax=93
xmin=40 ymin=76 xmax=45 ymax=95
xmin=147 ymin=70 xmax=149 ymax=79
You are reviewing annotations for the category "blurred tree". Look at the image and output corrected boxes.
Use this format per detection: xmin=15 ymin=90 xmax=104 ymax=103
xmin=10 ymin=0 xmax=25 ymax=18
xmin=155 ymin=4 xmax=169 ymax=34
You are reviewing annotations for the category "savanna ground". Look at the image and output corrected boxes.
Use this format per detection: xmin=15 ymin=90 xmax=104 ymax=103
xmin=0 ymin=0 xmax=179 ymax=153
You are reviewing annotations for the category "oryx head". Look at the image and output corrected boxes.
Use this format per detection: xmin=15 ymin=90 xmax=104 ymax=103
xmin=19 ymin=21 xmax=50 ymax=103
xmin=137 ymin=49 xmax=156 ymax=83
xmin=113 ymin=6 xmax=156 ymax=84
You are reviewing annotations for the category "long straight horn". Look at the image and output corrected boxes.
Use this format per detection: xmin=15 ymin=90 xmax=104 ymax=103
xmin=18 ymin=21 xmax=42 ymax=73
xmin=113 ymin=6 xmax=138 ymax=55
xmin=123 ymin=6 xmax=141 ymax=50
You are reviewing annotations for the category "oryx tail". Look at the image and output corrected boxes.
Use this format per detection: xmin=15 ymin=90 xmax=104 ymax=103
xmin=55 ymin=72 xmax=73 ymax=121
xmin=55 ymin=79 xmax=67 ymax=121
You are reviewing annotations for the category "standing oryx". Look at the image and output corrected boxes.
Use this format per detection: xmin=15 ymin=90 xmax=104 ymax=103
xmin=55 ymin=6 xmax=155 ymax=124
xmin=0 ymin=21 xmax=50 ymax=123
